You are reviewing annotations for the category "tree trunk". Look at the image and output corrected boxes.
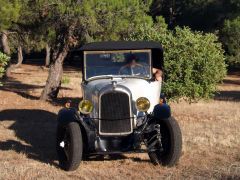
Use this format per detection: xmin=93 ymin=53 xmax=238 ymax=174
xmin=1 ymin=31 xmax=10 ymax=55
xmin=40 ymin=48 xmax=68 ymax=100
xmin=1 ymin=30 xmax=11 ymax=78
xmin=40 ymin=24 xmax=75 ymax=101
xmin=5 ymin=45 xmax=23 ymax=77
xmin=16 ymin=45 xmax=23 ymax=67
xmin=45 ymin=44 xmax=51 ymax=67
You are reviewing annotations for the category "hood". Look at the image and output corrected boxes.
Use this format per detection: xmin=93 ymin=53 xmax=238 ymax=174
xmin=82 ymin=78 xmax=162 ymax=113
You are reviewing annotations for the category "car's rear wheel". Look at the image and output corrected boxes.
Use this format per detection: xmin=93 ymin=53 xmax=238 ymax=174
xmin=148 ymin=116 xmax=182 ymax=166
xmin=56 ymin=122 xmax=83 ymax=171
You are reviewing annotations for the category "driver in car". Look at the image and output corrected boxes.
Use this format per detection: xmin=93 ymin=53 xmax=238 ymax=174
xmin=119 ymin=54 xmax=146 ymax=76
xmin=119 ymin=54 xmax=162 ymax=82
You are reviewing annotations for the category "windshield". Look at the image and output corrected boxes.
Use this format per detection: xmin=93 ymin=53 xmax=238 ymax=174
xmin=84 ymin=50 xmax=151 ymax=80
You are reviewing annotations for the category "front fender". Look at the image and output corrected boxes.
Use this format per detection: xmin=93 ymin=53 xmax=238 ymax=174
xmin=57 ymin=108 xmax=91 ymax=131
xmin=57 ymin=108 xmax=96 ymax=153
xmin=57 ymin=108 xmax=80 ymax=125
xmin=153 ymin=103 xmax=171 ymax=119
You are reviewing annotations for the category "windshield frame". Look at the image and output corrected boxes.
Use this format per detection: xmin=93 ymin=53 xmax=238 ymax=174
xmin=83 ymin=49 xmax=152 ymax=81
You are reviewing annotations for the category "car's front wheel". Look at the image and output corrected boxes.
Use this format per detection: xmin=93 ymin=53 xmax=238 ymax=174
xmin=56 ymin=122 xmax=83 ymax=171
xmin=148 ymin=116 xmax=182 ymax=166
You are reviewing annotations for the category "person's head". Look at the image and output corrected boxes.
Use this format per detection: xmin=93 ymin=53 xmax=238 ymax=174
xmin=126 ymin=54 xmax=138 ymax=65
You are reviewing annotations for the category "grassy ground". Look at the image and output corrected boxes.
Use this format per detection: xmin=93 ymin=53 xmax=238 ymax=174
xmin=0 ymin=64 xmax=239 ymax=179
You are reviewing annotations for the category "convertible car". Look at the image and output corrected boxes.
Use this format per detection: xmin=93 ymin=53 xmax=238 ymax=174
xmin=56 ymin=41 xmax=182 ymax=171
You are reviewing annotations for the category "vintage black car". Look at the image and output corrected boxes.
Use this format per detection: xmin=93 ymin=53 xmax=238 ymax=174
xmin=56 ymin=41 xmax=182 ymax=171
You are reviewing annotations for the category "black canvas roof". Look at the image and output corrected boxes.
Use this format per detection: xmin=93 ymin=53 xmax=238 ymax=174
xmin=79 ymin=41 xmax=163 ymax=51
xmin=78 ymin=41 xmax=164 ymax=69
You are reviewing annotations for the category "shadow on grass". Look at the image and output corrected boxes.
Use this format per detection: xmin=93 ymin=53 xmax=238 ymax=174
xmin=85 ymin=154 xmax=151 ymax=163
xmin=0 ymin=109 xmax=123 ymax=167
xmin=214 ymin=74 xmax=240 ymax=102
xmin=51 ymin=97 xmax=82 ymax=107
xmin=0 ymin=77 xmax=78 ymax=106
xmin=0 ymin=78 xmax=44 ymax=100
xmin=0 ymin=109 xmax=58 ymax=167
xmin=223 ymin=79 xmax=240 ymax=86
xmin=214 ymin=91 xmax=240 ymax=102
xmin=0 ymin=109 xmax=153 ymax=167
xmin=85 ymin=154 xmax=128 ymax=161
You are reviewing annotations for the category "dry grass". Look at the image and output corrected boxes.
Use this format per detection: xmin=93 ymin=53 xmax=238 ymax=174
xmin=0 ymin=64 xmax=239 ymax=179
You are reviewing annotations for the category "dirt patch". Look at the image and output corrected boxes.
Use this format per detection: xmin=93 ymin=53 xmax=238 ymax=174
xmin=0 ymin=64 xmax=240 ymax=179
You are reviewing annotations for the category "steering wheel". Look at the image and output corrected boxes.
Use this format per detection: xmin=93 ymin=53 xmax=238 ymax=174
xmin=119 ymin=64 xmax=147 ymax=75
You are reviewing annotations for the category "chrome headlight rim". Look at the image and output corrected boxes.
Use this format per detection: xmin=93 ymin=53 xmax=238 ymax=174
xmin=136 ymin=97 xmax=150 ymax=112
xmin=78 ymin=99 xmax=93 ymax=114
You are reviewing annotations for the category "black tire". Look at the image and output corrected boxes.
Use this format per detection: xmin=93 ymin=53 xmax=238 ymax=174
xmin=56 ymin=122 xmax=83 ymax=171
xmin=148 ymin=116 xmax=182 ymax=166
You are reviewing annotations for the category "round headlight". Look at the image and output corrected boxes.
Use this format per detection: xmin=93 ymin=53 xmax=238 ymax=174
xmin=136 ymin=97 xmax=150 ymax=112
xmin=78 ymin=100 xmax=93 ymax=114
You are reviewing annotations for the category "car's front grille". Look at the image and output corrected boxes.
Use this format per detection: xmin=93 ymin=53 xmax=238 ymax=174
xmin=100 ymin=91 xmax=132 ymax=135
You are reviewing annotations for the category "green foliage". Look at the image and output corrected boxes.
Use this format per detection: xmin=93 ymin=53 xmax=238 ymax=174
xmin=150 ymin=0 xmax=240 ymax=31
xmin=0 ymin=0 xmax=155 ymax=55
xmin=20 ymin=0 xmax=155 ymax=52
xmin=85 ymin=0 xmax=153 ymax=41
xmin=0 ymin=0 xmax=21 ymax=31
xmin=0 ymin=0 xmax=227 ymax=101
xmin=0 ymin=51 xmax=10 ymax=85
xmin=61 ymin=75 xmax=70 ymax=85
xmin=220 ymin=17 xmax=240 ymax=66
xmin=128 ymin=22 xmax=226 ymax=101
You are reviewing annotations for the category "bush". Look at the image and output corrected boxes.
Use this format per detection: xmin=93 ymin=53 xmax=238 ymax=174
xmin=128 ymin=21 xmax=226 ymax=101
xmin=61 ymin=75 xmax=70 ymax=85
xmin=0 ymin=51 xmax=10 ymax=85
xmin=220 ymin=17 xmax=240 ymax=67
